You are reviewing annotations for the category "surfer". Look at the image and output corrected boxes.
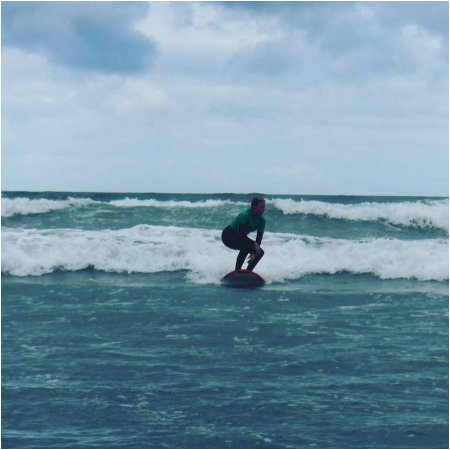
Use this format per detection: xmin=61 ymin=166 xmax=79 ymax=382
xmin=221 ymin=197 xmax=266 ymax=271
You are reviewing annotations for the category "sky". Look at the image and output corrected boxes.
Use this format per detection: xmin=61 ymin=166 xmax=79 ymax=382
xmin=2 ymin=1 xmax=449 ymax=195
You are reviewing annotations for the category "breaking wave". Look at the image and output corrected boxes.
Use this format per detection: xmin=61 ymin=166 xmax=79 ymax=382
xmin=1 ymin=197 xmax=98 ymax=217
xmin=2 ymin=225 xmax=447 ymax=283
xmin=108 ymin=198 xmax=243 ymax=208
xmin=3 ymin=196 xmax=447 ymax=233
xmin=1 ymin=196 xmax=245 ymax=217
xmin=271 ymin=198 xmax=449 ymax=231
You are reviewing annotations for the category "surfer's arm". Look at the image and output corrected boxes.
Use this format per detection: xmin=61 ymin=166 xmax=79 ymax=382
xmin=256 ymin=230 xmax=264 ymax=246
xmin=256 ymin=217 xmax=265 ymax=245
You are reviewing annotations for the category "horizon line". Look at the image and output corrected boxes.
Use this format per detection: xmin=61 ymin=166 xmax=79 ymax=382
xmin=1 ymin=189 xmax=448 ymax=198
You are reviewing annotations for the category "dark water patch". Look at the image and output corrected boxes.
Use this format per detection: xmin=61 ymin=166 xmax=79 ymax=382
xmin=2 ymin=271 xmax=448 ymax=448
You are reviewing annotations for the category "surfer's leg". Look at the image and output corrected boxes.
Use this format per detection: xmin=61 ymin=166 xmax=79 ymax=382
xmin=247 ymin=248 xmax=264 ymax=271
xmin=223 ymin=227 xmax=255 ymax=269
xmin=235 ymin=250 xmax=248 ymax=270
xmin=236 ymin=237 xmax=259 ymax=270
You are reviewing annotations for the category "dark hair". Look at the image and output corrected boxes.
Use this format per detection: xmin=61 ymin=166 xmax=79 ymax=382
xmin=251 ymin=196 xmax=265 ymax=209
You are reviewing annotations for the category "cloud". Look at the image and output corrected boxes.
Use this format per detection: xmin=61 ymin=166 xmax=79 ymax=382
xmin=399 ymin=24 xmax=446 ymax=75
xmin=221 ymin=1 xmax=448 ymax=82
xmin=2 ymin=1 xmax=448 ymax=195
xmin=135 ymin=1 xmax=274 ymax=78
xmin=105 ymin=79 xmax=169 ymax=117
xmin=1 ymin=1 xmax=158 ymax=74
xmin=221 ymin=1 xmax=449 ymax=38
xmin=374 ymin=1 xmax=449 ymax=37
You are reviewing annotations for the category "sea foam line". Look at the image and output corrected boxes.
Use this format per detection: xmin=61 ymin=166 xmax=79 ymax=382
xmin=3 ymin=196 xmax=447 ymax=233
xmin=2 ymin=225 xmax=448 ymax=283
xmin=270 ymin=198 xmax=449 ymax=231
xmin=108 ymin=198 xmax=244 ymax=208
xmin=1 ymin=197 xmax=98 ymax=217
xmin=1 ymin=196 xmax=245 ymax=217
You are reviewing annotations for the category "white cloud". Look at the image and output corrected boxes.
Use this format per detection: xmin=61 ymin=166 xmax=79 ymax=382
xmin=136 ymin=2 xmax=277 ymax=72
xmin=106 ymin=78 xmax=169 ymax=116
xmin=2 ymin=2 xmax=448 ymax=195
xmin=399 ymin=24 xmax=445 ymax=74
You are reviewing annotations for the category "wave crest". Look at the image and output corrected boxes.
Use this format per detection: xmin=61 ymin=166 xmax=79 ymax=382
xmin=108 ymin=198 xmax=243 ymax=208
xmin=2 ymin=196 xmax=245 ymax=217
xmin=2 ymin=226 xmax=448 ymax=283
xmin=271 ymin=199 xmax=449 ymax=231
xmin=1 ymin=197 xmax=97 ymax=217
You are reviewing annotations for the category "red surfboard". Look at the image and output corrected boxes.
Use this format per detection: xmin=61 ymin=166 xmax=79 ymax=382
xmin=221 ymin=269 xmax=265 ymax=288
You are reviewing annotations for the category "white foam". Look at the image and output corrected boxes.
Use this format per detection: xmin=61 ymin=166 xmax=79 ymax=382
xmin=2 ymin=226 xmax=448 ymax=283
xmin=108 ymin=198 xmax=244 ymax=208
xmin=1 ymin=197 xmax=98 ymax=217
xmin=2 ymin=196 xmax=246 ymax=217
xmin=270 ymin=198 xmax=449 ymax=231
xmin=261 ymin=232 xmax=448 ymax=283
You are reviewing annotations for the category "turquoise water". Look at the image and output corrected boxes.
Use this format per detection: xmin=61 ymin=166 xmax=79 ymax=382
xmin=2 ymin=192 xmax=449 ymax=448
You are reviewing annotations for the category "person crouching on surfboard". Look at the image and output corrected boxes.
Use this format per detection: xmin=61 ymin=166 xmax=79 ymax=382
xmin=222 ymin=197 xmax=266 ymax=272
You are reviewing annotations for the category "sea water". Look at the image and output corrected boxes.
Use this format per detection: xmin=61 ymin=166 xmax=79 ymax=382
xmin=2 ymin=192 xmax=448 ymax=448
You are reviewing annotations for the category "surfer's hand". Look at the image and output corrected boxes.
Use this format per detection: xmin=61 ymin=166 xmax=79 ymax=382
xmin=247 ymin=254 xmax=256 ymax=264
xmin=254 ymin=243 xmax=261 ymax=257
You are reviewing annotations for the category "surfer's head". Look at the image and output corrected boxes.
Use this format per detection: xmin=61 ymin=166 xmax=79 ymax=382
xmin=251 ymin=197 xmax=266 ymax=217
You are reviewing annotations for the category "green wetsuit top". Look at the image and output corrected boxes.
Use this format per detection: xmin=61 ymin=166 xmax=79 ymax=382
xmin=229 ymin=208 xmax=266 ymax=245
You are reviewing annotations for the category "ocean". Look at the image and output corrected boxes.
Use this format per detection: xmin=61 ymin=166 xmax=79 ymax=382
xmin=2 ymin=192 xmax=448 ymax=449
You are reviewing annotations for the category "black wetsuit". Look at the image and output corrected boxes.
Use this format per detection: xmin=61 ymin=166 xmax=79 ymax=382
xmin=222 ymin=208 xmax=265 ymax=271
